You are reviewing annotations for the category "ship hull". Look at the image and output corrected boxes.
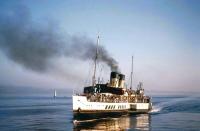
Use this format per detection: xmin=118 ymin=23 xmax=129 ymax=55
xmin=73 ymin=110 xmax=150 ymax=120
xmin=73 ymin=111 xmax=128 ymax=120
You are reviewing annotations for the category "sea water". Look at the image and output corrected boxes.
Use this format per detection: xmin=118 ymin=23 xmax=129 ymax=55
xmin=0 ymin=96 xmax=199 ymax=131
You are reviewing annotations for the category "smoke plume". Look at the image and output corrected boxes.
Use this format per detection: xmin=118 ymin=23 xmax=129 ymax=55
xmin=0 ymin=6 xmax=119 ymax=73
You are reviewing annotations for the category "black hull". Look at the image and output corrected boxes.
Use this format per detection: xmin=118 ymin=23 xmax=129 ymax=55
xmin=73 ymin=109 xmax=150 ymax=121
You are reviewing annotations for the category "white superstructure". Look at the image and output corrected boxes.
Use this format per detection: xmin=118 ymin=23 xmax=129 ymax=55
xmin=73 ymin=95 xmax=151 ymax=113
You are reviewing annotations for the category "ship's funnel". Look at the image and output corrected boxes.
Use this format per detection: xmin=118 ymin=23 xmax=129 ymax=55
xmin=118 ymin=74 xmax=125 ymax=88
xmin=110 ymin=72 xmax=119 ymax=87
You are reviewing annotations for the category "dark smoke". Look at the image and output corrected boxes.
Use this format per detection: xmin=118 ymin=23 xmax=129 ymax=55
xmin=69 ymin=36 xmax=119 ymax=71
xmin=0 ymin=6 xmax=119 ymax=73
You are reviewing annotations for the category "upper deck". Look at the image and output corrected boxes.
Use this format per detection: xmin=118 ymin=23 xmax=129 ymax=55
xmin=84 ymin=84 xmax=124 ymax=95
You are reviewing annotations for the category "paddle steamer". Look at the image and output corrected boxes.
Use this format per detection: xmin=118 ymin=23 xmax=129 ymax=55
xmin=72 ymin=36 xmax=152 ymax=118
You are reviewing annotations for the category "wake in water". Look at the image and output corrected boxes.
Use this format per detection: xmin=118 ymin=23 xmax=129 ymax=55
xmin=150 ymin=96 xmax=200 ymax=114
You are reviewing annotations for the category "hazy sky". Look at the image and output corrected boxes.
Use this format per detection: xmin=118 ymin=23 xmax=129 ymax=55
xmin=0 ymin=0 xmax=199 ymax=96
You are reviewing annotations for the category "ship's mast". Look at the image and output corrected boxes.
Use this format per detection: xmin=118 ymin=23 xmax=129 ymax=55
xmin=130 ymin=56 xmax=133 ymax=90
xmin=92 ymin=35 xmax=99 ymax=86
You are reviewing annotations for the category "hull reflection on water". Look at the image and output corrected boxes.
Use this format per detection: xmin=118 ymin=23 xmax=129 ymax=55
xmin=73 ymin=114 xmax=151 ymax=130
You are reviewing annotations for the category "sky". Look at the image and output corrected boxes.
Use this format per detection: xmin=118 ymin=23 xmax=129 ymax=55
xmin=0 ymin=0 xmax=199 ymax=96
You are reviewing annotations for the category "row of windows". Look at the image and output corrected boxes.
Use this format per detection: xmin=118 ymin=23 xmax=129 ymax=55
xmin=118 ymin=105 xmax=126 ymax=109
xmin=105 ymin=105 xmax=116 ymax=109
xmin=105 ymin=105 xmax=126 ymax=110
xmin=86 ymin=105 xmax=127 ymax=110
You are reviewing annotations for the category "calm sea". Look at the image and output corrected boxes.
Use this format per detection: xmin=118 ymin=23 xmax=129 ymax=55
xmin=0 ymin=96 xmax=199 ymax=131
